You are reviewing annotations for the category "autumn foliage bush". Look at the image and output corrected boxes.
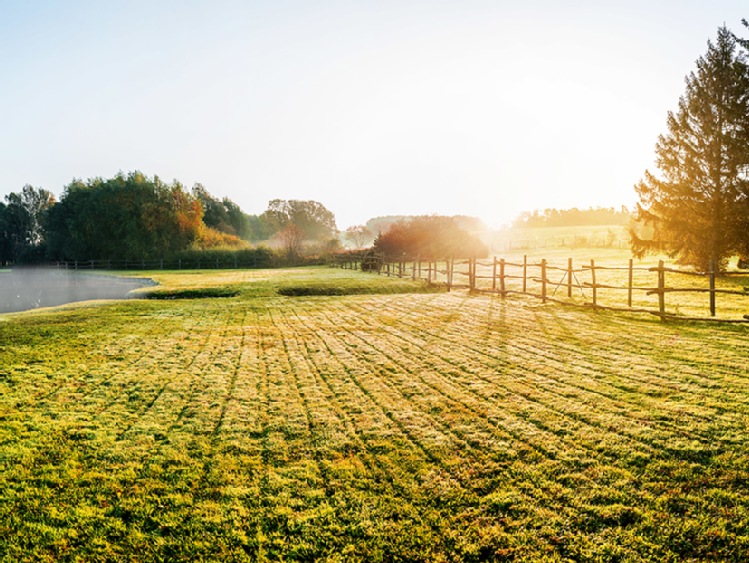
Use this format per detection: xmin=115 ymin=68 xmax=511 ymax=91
xmin=373 ymin=215 xmax=488 ymax=259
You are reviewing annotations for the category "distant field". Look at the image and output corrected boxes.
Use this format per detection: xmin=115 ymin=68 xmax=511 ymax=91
xmin=491 ymin=224 xmax=630 ymax=253
xmin=1 ymin=267 xmax=749 ymax=561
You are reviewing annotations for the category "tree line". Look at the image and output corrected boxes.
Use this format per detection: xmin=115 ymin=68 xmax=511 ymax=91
xmin=512 ymin=207 xmax=630 ymax=228
xmin=0 ymin=172 xmax=339 ymax=266
xmin=0 ymin=171 xmax=491 ymax=267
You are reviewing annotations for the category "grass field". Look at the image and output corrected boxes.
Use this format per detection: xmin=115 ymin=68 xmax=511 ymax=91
xmin=2 ymin=266 xmax=749 ymax=561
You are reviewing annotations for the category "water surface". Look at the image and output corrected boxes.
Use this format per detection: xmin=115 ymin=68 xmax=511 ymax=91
xmin=0 ymin=270 xmax=154 ymax=313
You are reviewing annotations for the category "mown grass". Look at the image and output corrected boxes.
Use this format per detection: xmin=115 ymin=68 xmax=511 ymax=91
xmin=1 ymin=266 xmax=749 ymax=561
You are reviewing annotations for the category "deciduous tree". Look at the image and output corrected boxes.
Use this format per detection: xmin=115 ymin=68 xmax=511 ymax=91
xmin=261 ymin=199 xmax=337 ymax=241
xmin=373 ymin=216 xmax=488 ymax=259
xmin=0 ymin=185 xmax=55 ymax=263
xmin=343 ymin=225 xmax=373 ymax=249
xmin=276 ymin=223 xmax=305 ymax=258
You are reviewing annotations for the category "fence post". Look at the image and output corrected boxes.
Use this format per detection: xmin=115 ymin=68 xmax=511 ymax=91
xmin=590 ymin=259 xmax=597 ymax=307
xmin=709 ymin=258 xmax=716 ymax=317
xmin=541 ymin=259 xmax=547 ymax=303
xmin=658 ymin=259 xmax=666 ymax=318
xmin=567 ymin=258 xmax=573 ymax=298
xmin=469 ymin=257 xmax=475 ymax=291
xmin=499 ymin=258 xmax=506 ymax=299
xmin=523 ymin=255 xmax=528 ymax=293
xmin=492 ymin=257 xmax=497 ymax=291
xmin=628 ymin=258 xmax=633 ymax=308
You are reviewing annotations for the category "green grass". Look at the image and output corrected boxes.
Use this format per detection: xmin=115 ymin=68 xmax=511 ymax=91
xmin=1 ymin=266 xmax=749 ymax=561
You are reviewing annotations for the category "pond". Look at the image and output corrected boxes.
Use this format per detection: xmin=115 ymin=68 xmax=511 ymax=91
xmin=0 ymin=269 xmax=155 ymax=313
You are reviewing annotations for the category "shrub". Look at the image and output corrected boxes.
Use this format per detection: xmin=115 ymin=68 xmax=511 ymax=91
xmin=373 ymin=216 xmax=488 ymax=259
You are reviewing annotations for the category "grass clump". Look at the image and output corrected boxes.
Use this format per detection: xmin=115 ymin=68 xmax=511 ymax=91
xmin=145 ymin=287 xmax=240 ymax=299
xmin=277 ymin=280 xmax=443 ymax=297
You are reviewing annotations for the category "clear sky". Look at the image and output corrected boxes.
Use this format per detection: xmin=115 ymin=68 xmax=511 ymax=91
xmin=1 ymin=1 xmax=747 ymax=229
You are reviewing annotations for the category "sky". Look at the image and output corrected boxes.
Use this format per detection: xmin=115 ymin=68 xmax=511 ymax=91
xmin=1 ymin=1 xmax=747 ymax=229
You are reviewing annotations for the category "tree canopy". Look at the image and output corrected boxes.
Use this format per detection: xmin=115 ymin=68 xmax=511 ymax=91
xmin=261 ymin=199 xmax=337 ymax=241
xmin=631 ymin=26 xmax=749 ymax=270
xmin=343 ymin=225 xmax=373 ymax=249
xmin=46 ymin=172 xmax=205 ymax=261
xmin=0 ymin=185 xmax=55 ymax=264
xmin=373 ymin=216 xmax=488 ymax=259
xmin=192 ymin=184 xmax=257 ymax=241
xmin=366 ymin=215 xmax=486 ymax=238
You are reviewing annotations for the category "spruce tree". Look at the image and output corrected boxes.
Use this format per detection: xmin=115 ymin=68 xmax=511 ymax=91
xmin=632 ymin=26 xmax=749 ymax=271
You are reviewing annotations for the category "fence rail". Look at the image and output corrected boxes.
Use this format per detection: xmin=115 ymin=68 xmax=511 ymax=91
xmin=51 ymin=256 xmax=277 ymax=271
xmin=332 ymin=253 xmax=749 ymax=323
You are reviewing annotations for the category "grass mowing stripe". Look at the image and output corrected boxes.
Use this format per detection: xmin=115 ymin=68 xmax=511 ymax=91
xmin=336 ymin=294 xmax=744 ymax=532
xmin=341 ymin=303 xmax=658 ymax=466
xmin=322 ymin=300 xmax=668 ymax=528
xmin=359 ymin=295 xmax=737 ymax=450
xmin=304 ymin=300 xmax=600 ymax=524
xmin=283 ymin=305 xmax=445 ymax=477
xmin=332 ymin=297 xmax=646 ymax=462
xmin=283 ymin=305 xmax=433 ymax=499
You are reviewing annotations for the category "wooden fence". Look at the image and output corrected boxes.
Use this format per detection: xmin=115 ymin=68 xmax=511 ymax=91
xmin=51 ymin=256 xmax=277 ymax=271
xmin=332 ymin=253 xmax=749 ymax=323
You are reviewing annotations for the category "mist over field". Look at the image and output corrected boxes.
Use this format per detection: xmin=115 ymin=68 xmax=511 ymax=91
xmin=0 ymin=269 xmax=152 ymax=313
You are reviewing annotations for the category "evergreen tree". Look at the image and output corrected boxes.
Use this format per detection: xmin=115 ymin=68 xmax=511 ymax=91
xmin=733 ymin=19 xmax=749 ymax=267
xmin=632 ymin=26 xmax=749 ymax=271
